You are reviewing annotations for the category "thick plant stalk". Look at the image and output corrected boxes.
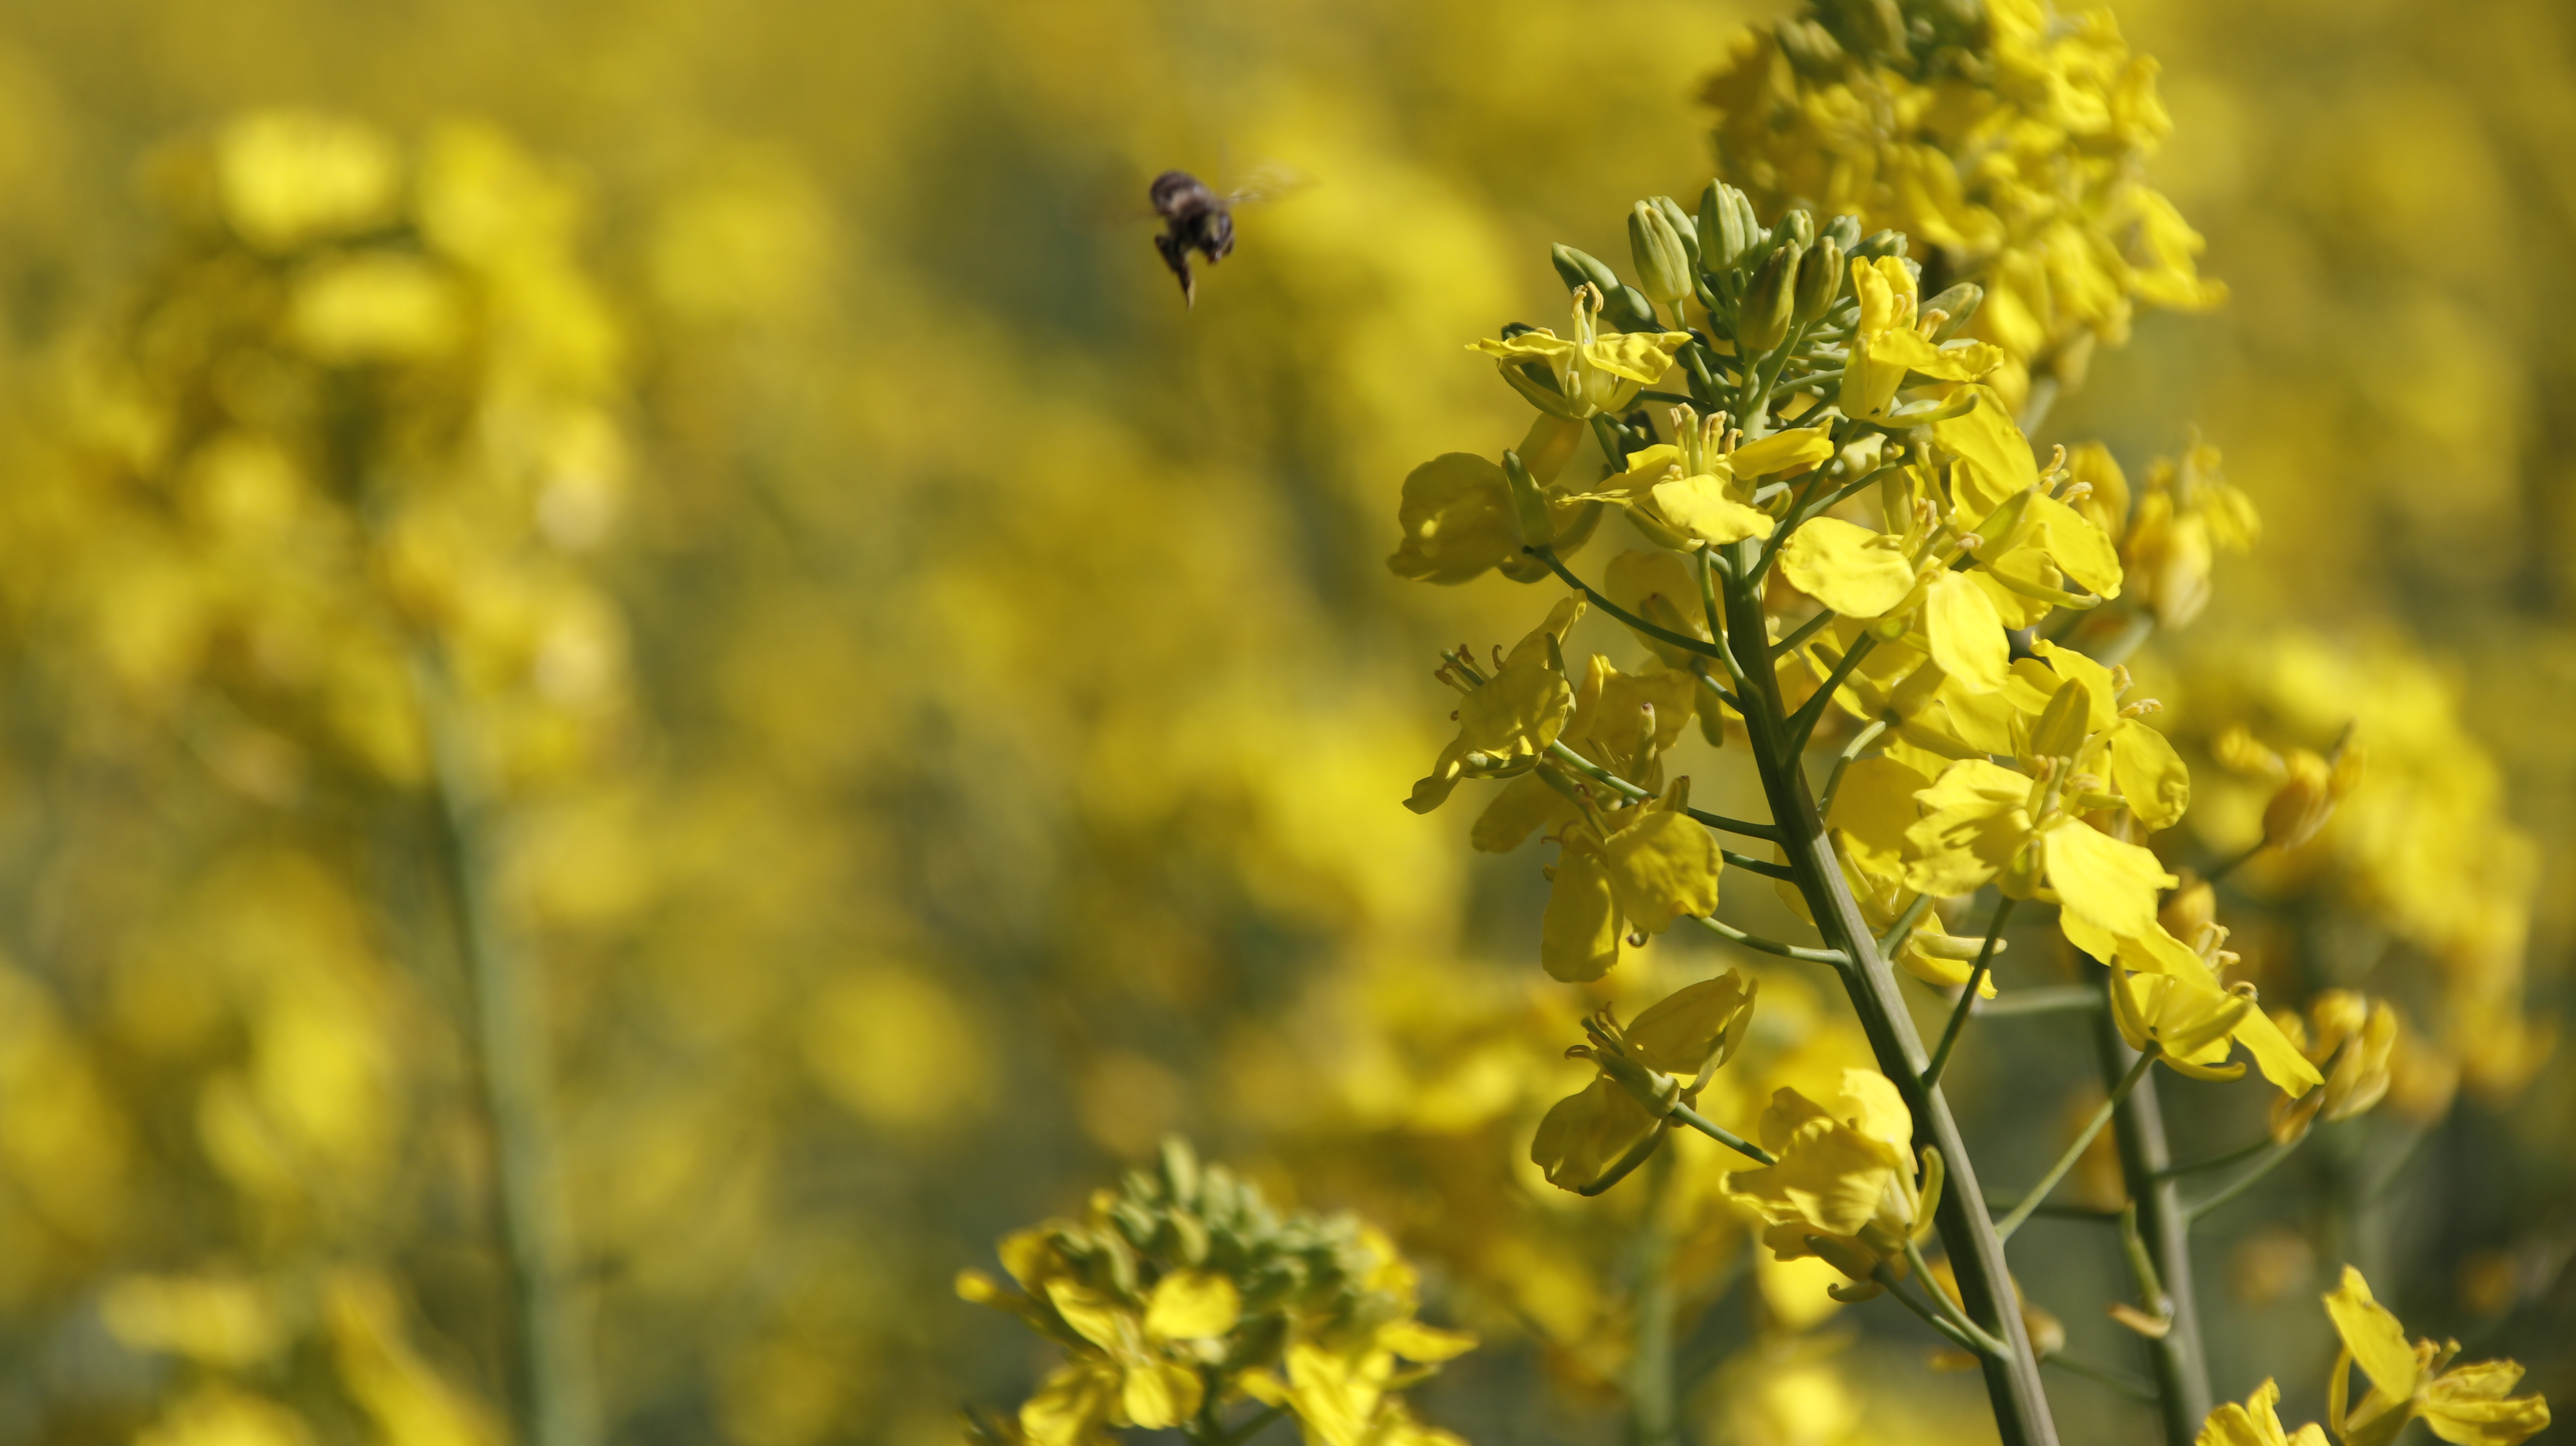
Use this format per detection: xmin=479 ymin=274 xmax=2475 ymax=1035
xmin=418 ymin=658 xmax=600 ymax=1446
xmin=1628 ymin=1151 xmax=1681 ymax=1446
xmin=2093 ymin=972 xmax=2211 ymax=1444
xmin=1719 ymin=550 xmax=2060 ymax=1446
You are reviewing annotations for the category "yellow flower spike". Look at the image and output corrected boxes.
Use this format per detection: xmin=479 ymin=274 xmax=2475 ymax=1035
xmin=1470 ymin=286 xmax=1690 ymax=420
xmin=2195 ymin=1378 xmax=2329 ymax=1446
xmin=2324 ymin=1265 xmax=2550 ymax=1446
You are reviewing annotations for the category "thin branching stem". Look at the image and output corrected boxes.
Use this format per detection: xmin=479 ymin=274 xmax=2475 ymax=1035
xmin=1876 ymin=892 xmax=1936 ymax=959
xmin=1996 ymin=1047 xmax=2158 ymax=1242
xmin=1693 ymin=914 xmax=1848 ymax=967
xmin=1819 ymin=717 xmax=1889 ymax=817
xmin=1784 ymin=634 xmax=1879 ymax=754
xmin=1923 ymin=899 xmax=2015 ymax=1089
xmin=1529 ymin=547 xmax=1726 ymax=663
xmin=2186 ymin=1134 xmax=2306 ymax=1224
xmin=1669 ymin=1102 xmax=1777 ymax=1164
xmin=2157 ymin=1132 xmax=2282 ymax=1179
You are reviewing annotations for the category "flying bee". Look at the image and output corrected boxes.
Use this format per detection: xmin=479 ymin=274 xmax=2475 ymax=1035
xmin=1141 ymin=164 xmax=1308 ymax=308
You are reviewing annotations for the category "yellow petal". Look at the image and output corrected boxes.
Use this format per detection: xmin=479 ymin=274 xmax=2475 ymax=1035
xmin=1045 ymin=1281 xmax=1135 ymax=1355
xmin=2324 ymin=1267 xmax=2424 ymax=1405
xmin=1727 ymin=426 xmax=1835 ymax=479
xmin=1923 ymin=571 xmax=2008 ymax=693
xmin=1470 ymin=772 xmax=1574 ymax=854
xmin=1872 ymin=327 xmax=2004 ymax=382
xmin=1835 ymin=1068 xmax=1913 ymax=1156
xmin=1934 ymin=389 xmax=2039 ymax=515
xmin=1583 ymin=330 xmax=1691 ymax=385
xmin=2107 ymin=717 xmax=2192 ymax=832
xmin=1827 ymin=756 xmax=1934 ymax=880
xmin=1121 ymin=1358 xmax=1203 ymax=1431
xmin=2231 ymin=1005 xmax=2324 ymax=1099
xmin=1144 ymin=1270 xmax=1240 ymax=1342
xmin=1530 ymin=1076 xmax=1661 ymax=1193
xmin=1603 ymin=808 xmax=1722 ymax=936
xmin=1779 ymin=518 xmax=1917 ymax=618
xmin=1726 ymin=1118 xmax=1902 ymax=1237
xmin=2026 ymin=493 xmax=2123 ymax=598
xmin=1651 ymin=474 xmax=1775 ymax=544
xmin=1386 ymin=453 xmax=1518 ymax=585
xmin=2041 ymin=817 xmax=2176 ymax=939
xmin=1541 ymin=848 xmax=1623 ymax=982
xmin=1021 ymin=1362 xmax=1121 ymax=1446
xmin=1624 ymin=971 xmax=1758 ymax=1075
xmin=1377 ymin=1321 xmax=1478 ymax=1362
xmin=1453 ymin=658 xmax=1574 ymax=758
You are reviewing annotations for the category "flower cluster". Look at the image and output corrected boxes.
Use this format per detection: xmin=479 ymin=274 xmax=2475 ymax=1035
xmin=960 ymin=1140 xmax=1476 ymax=1446
xmin=1698 ymin=0 xmax=2226 ymax=410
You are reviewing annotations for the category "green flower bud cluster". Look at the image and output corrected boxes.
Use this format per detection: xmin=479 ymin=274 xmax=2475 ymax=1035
xmin=962 ymin=1138 xmax=1475 ymax=1446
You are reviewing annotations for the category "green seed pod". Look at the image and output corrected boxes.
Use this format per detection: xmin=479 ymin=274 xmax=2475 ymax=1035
xmin=1628 ymin=201 xmax=1694 ymax=306
xmin=1502 ymin=448 xmax=1555 ymax=549
xmin=1923 ymin=282 xmax=1985 ymax=339
xmin=1738 ymin=240 xmax=1803 ymax=353
xmin=1794 ymin=237 xmax=1845 ymax=324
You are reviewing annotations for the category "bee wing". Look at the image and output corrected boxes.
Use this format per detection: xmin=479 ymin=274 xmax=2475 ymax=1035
xmin=1220 ymin=160 xmax=1315 ymax=207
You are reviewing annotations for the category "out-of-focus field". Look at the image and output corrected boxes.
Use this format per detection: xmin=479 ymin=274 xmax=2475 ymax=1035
xmin=0 ymin=1 xmax=2560 ymax=1444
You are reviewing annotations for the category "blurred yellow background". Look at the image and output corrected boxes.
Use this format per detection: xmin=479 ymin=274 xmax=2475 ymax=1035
xmin=0 ymin=1 xmax=2559 ymax=1444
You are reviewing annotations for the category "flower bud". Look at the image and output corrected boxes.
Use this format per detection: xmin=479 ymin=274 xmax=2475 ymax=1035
xmin=2158 ymin=879 xmax=2215 ymax=943
xmin=2027 ymin=674 xmax=2092 ymax=761
xmin=1551 ymin=243 xmax=1621 ymax=298
xmin=1629 ymin=200 xmax=1694 ymax=306
xmin=1698 ymin=181 xmax=1763 ymax=273
xmin=1823 ymin=213 xmax=1862 ymax=251
xmin=1776 ymin=17 xmax=1847 ymax=77
xmin=1923 ymin=283 xmax=1984 ymax=339
xmin=1501 ymin=448 xmax=1555 ymax=548
xmin=1793 ymin=236 xmax=1845 ymax=323
xmin=1849 ymin=0 xmax=1908 ymax=56
xmin=1854 ymin=228 xmax=1908 ymax=261
xmin=1651 ymin=195 xmax=1700 ymax=266
xmin=1738 ymin=241 xmax=1802 ymax=353
xmin=1776 ymin=207 xmax=1817 ymax=252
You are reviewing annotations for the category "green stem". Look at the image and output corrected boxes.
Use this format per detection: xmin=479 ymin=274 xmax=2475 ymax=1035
xmin=1819 ymin=718 xmax=1889 ymax=818
xmin=1922 ymin=899 xmax=2015 ymax=1090
xmin=1783 ymin=633 xmax=1878 ymax=754
xmin=1211 ymin=1406 xmax=1288 ymax=1446
xmin=414 ymin=654 xmax=598 ymax=1446
xmin=1875 ymin=891 xmax=1936 ymax=959
xmin=1906 ymin=1236 xmax=2009 ymax=1355
xmin=1670 ymin=1101 xmax=1777 ymax=1164
xmin=1772 ymin=608 xmax=1840 ymax=657
xmin=1692 ymin=914 xmax=1847 ymax=967
xmin=1995 ymin=1046 xmax=2157 ymax=1242
xmin=1628 ymin=1151 xmax=1680 ymax=1446
xmin=1717 ymin=545 xmax=2060 ymax=1446
xmin=1981 ymin=986 xmax=2102 ymax=1017
xmin=1870 ymin=1259 xmax=1996 ymax=1358
xmin=2045 ymin=1352 xmax=2158 ymax=1404
xmin=1544 ymin=740 xmax=1776 ymax=841
xmin=1531 ymin=547 xmax=1726 ymax=663
xmin=2186 ymin=1135 xmax=2305 ymax=1224
xmin=1721 ymin=849 xmax=1798 ymax=882
xmin=2202 ymin=839 xmax=2267 ymax=885
xmin=2158 ymin=1132 xmax=2282 ymax=1179
xmin=2091 ymin=970 xmax=2210 ymax=1445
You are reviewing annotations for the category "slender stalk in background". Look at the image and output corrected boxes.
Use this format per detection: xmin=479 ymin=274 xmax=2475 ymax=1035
xmin=416 ymin=654 xmax=599 ymax=1446
xmin=2092 ymin=967 xmax=2210 ymax=1446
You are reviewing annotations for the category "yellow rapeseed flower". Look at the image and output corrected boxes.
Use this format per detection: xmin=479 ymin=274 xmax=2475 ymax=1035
xmin=2322 ymin=1266 xmax=2549 ymax=1446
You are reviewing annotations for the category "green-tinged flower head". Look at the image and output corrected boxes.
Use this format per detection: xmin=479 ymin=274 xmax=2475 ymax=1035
xmin=1471 ymin=286 xmax=1689 ymax=420
xmin=2322 ymin=1266 xmax=2549 ymax=1446
xmin=961 ymin=1140 xmax=1478 ymax=1446
xmin=1531 ymin=972 xmax=1757 ymax=1194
